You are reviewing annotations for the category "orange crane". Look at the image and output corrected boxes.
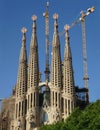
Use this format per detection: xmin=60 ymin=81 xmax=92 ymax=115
xmin=65 ymin=6 xmax=94 ymax=102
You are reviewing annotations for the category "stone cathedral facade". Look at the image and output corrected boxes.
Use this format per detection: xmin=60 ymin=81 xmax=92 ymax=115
xmin=0 ymin=13 xmax=76 ymax=130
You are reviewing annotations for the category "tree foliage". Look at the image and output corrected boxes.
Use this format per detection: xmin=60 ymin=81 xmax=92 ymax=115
xmin=39 ymin=100 xmax=100 ymax=130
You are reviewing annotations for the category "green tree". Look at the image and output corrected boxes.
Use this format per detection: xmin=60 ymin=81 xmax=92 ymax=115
xmin=39 ymin=100 xmax=100 ymax=130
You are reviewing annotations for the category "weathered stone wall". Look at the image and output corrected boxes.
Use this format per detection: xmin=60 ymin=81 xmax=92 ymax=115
xmin=0 ymin=96 xmax=15 ymax=130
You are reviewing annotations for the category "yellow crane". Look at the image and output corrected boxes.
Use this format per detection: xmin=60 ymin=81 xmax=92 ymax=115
xmin=65 ymin=6 xmax=94 ymax=102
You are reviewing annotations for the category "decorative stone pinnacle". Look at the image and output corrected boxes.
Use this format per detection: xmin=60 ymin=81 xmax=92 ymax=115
xmin=53 ymin=13 xmax=59 ymax=20
xmin=21 ymin=27 xmax=27 ymax=34
xmin=32 ymin=15 xmax=37 ymax=21
xmin=64 ymin=25 xmax=70 ymax=31
xmin=64 ymin=25 xmax=69 ymax=39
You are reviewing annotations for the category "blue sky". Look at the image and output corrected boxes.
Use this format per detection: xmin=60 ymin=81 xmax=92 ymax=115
xmin=0 ymin=0 xmax=100 ymax=102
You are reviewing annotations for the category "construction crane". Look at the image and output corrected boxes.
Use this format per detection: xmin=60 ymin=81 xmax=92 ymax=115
xmin=65 ymin=6 xmax=94 ymax=103
xmin=80 ymin=7 xmax=94 ymax=103
xmin=43 ymin=2 xmax=50 ymax=85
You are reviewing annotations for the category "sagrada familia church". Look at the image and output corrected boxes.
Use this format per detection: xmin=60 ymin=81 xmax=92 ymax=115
xmin=0 ymin=3 xmax=89 ymax=130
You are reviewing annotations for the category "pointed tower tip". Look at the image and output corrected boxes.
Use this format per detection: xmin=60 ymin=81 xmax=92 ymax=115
xmin=53 ymin=13 xmax=59 ymax=20
xmin=31 ymin=15 xmax=37 ymax=21
xmin=64 ymin=24 xmax=72 ymax=59
xmin=53 ymin=13 xmax=59 ymax=32
xmin=21 ymin=27 xmax=27 ymax=42
xmin=21 ymin=27 xmax=27 ymax=34
xmin=64 ymin=25 xmax=70 ymax=39
xmin=31 ymin=15 xmax=37 ymax=29
xmin=64 ymin=25 xmax=70 ymax=31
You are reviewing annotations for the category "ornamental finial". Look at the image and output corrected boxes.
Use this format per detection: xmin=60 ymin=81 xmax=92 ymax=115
xmin=53 ymin=13 xmax=59 ymax=20
xmin=64 ymin=25 xmax=70 ymax=31
xmin=64 ymin=25 xmax=69 ymax=39
xmin=21 ymin=27 xmax=27 ymax=34
xmin=32 ymin=15 xmax=37 ymax=21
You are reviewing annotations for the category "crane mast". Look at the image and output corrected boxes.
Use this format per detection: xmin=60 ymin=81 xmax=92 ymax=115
xmin=81 ymin=15 xmax=89 ymax=89
xmin=80 ymin=7 xmax=94 ymax=102
xmin=43 ymin=2 xmax=50 ymax=84
xmin=65 ymin=7 xmax=94 ymax=103
xmin=81 ymin=14 xmax=90 ymax=103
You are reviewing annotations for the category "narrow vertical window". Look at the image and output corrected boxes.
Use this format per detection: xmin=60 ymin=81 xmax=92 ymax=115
xmin=31 ymin=93 xmax=32 ymax=108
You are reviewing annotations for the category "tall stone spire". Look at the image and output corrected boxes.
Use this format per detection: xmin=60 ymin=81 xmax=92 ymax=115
xmin=16 ymin=27 xmax=27 ymax=98
xmin=63 ymin=25 xmax=75 ymax=95
xmin=50 ymin=14 xmax=62 ymax=123
xmin=15 ymin=27 xmax=27 ymax=130
xmin=62 ymin=25 xmax=75 ymax=120
xmin=27 ymin=15 xmax=39 ymax=129
xmin=27 ymin=15 xmax=39 ymax=89
xmin=51 ymin=14 xmax=62 ymax=87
